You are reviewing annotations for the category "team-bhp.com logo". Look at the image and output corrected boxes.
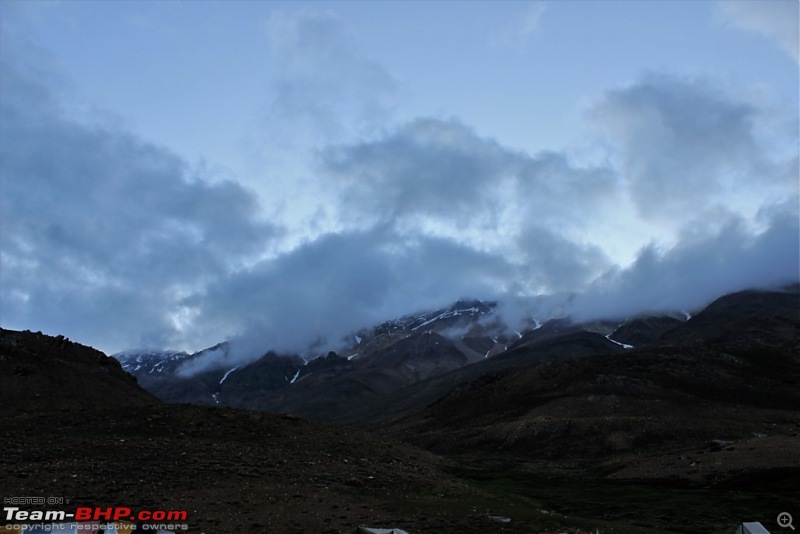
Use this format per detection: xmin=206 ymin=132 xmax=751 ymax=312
xmin=5 ymin=507 xmax=187 ymax=522
xmin=74 ymin=509 xmax=187 ymax=523
xmin=3 ymin=506 xmax=189 ymax=531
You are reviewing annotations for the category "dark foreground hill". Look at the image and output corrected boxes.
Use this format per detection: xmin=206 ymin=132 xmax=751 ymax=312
xmin=3 ymin=286 xmax=799 ymax=533
xmin=2 ymin=329 xmax=664 ymax=534
xmin=4 ymin=404 xmax=508 ymax=533
xmin=0 ymin=329 xmax=158 ymax=411
xmin=375 ymin=288 xmax=800 ymax=532
xmin=386 ymin=288 xmax=800 ymax=463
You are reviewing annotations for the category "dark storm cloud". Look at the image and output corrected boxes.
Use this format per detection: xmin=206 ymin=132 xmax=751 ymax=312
xmin=0 ymin=35 xmax=277 ymax=351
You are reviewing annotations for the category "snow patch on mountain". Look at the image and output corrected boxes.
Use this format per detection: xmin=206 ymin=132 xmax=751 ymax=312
xmin=220 ymin=366 xmax=239 ymax=385
xmin=113 ymin=350 xmax=190 ymax=375
xmin=605 ymin=335 xmax=634 ymax=349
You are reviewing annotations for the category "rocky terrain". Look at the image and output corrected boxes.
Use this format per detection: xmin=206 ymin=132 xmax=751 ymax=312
xmin=0 ymin=328 xmax=653 ymax=533
xmin=388 ymin=289 xmax=800 ymax=461
xmin=115 ymin=300 xmax=509 ymax=412
xmin=381 ymin=287 xmax=800 ymax=532
xmin=0 ymin=329 xmax=158 ymax=412
xmin=2 ymin=286 xmax=799 ymax=533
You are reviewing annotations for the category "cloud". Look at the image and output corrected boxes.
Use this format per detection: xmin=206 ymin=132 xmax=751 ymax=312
xmin=179 ymin=228 xmax=518 ymax=372
xmin=262 ymin=8 xmax=399 ymax=145
xmin=572 ymin=201 xmax=800 ymax=320
xmin=515 ymin=226 xmax=611 ymax=294
xmin=322 ymin=118 xmax=515 ymax=226
xmin=588 ymin=73 xmax=794 ymax=225
xmin=718 ymin=0 xmax=799 ymax=62
xmin=320 ymin=117 xmax=619 ymax=295
xmin=1 ymin=12 xmax=797 ymax=369
xmin=242 ymin=8 xmax=404 ymax=245
xmin=177 ymin=114 xmax=625 ymax=367
xmin=322 ymin=118 xmax=617 ymax=240
xmin=0 ymin=32 xmax=278 ymax=352
xmin=499 ymin=2 xmax=547 ymax=46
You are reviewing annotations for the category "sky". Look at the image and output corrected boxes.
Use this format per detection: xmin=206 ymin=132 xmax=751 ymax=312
xmin=1 ymin=1 xmax=798 ymax=362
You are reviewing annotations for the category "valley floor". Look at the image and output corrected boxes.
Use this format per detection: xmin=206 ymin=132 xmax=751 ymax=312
xmin=3 ymin=405 xmax=795 ymax=533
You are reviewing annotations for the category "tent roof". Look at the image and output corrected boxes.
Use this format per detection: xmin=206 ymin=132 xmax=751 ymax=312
xmin=736 ymin=522 xmax=770 ymax=534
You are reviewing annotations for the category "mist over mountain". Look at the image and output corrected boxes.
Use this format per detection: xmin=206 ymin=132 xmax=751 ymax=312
xmin=1 ymin=5 xmax=797 ymax=368
xmin=3 ymin=4 xmax=799 ymax=533
xmin=115 ymin=286 xmax=799 ymax=418
xmin=5 ymin=285 xmax=800 ymax=532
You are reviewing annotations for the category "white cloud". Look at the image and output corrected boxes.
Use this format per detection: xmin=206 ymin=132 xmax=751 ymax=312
xmin=262 ymin=8 xmax=400 ymax=145
xmin=242 ymin=8 xmax=404 ymax=248
xmin=499 ymin=2 xmax=547 ymax=45
xmin=1 ymin=12 xmax=797 ymax=366
xmin=718 ymin=0 xmax=799 ymax=62
xmin=588 ymin=73 xmax=795 ymax=228
xmin=184 ymin=228 xmax=517 ymax=367
xmin=322 ymin=118 xmax=617 ymax=246
xmin=572 ymin=202 xmax=800 ymax=320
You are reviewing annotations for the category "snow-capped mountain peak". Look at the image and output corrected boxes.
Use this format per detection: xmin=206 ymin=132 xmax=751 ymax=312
xmin=113 ymin=349 xmax=190 ymax=374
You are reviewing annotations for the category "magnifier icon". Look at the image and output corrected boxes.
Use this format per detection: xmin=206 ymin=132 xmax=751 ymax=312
xmin=779 ymin=512 xmax=795 ymax=530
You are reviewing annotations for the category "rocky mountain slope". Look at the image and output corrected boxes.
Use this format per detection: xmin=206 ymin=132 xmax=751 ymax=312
xmin=0 ymin=328 xmax=575 ymax=533
xmin=381 ymin=288 xmax=800 ymax=493
xmin=0 ymin=329 xmax=158 ymax=412
xmin=3 ymin=285 xmax=798 ymax=533
xmin=115 ymin=299 xmax=508 ymax=409
xmin=373 ymin=286 xmax=799 ymax=533
xmin=115 ymin=287 xmax=799 ymax=435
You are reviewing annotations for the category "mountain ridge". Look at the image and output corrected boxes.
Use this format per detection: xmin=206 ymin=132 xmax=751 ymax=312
xmin=113 ymin=285 xmax=798 ymax=426
xmin=4 ymin=284 xmax=798 ymax=533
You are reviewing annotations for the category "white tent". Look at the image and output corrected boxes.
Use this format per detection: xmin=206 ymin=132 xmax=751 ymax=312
xmin=736 ymin=522 xmax=770 ymax=534
xmin=356 ymin=528 xmax=410 ymax=534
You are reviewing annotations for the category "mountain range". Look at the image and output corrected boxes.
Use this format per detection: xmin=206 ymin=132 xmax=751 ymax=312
xmin=2 ymin=284 xmax=798 ymax=533
xmin=114 ymin=288 xmax=798 ymax=431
